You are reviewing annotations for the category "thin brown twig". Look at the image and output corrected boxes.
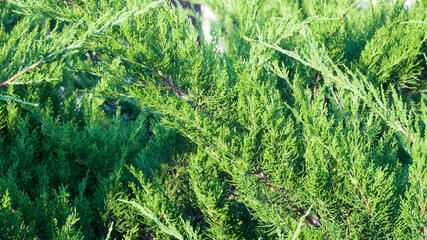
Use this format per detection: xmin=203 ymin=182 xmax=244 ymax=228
xmin=158 ymin=71 xmax=189 ymax=101
xmin=407 ymin=90 xmax=426 ymax=94
xmin=423 ymin=201 xmax=426 ymax=240
xmin=226 ymin=186 xmax=238 ymax=200
xmin=67 ymin=1 xmax=80 ymax=11
xmin=11 ymin=209 xmax=42 ymax=240
xmin=168 ymin=159 xmax=188 ymax=191
xmin=393 ymin=121 xmax=415 ymax=144
xmin=296 ymin=209 xmax=324 ymax=230
xmin=67 ymin=148 xmax=99 ymax=179
xmin=356 ymin=185 xmax=372 ymax=214
xmin=345 ymin=210 xmax=352 ymax=239
xmin=208 ymin=207 xmax=216 ymax=220
xmin=313 ymin=72 xmax=321 ymax=96
xmin=355 ymin=183 xmax=380 ymax=229
xmin=0 ymin=62 xmax=41 ymax=87
xmin=207 ymin=206 xmax=220 ymax=227
xmin=157 ymin=70 xmax=213 ymax=122
xmin=331 ymin=88 xmax=349 ymax=124
xmin=254 ymin=167 xmax=324 ymax=231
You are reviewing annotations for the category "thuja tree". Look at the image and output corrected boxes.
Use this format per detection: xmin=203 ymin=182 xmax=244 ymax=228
xmin=1 ymin=0 xmax=426 ymax=239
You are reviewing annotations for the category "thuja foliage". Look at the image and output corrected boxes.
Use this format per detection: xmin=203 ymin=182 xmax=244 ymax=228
xmin=0 ymin=0 xmax=426 ymax=239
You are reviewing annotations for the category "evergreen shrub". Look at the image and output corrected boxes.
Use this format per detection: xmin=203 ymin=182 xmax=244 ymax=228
xmin=0 ymin=0 xmax=426 ymax=239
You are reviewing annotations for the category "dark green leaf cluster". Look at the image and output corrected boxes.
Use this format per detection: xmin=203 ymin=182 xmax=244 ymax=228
xmin=0 ymin=0 xmax=426 ymax=239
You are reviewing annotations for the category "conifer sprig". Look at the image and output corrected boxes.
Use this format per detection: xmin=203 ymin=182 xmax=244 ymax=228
xmin=1 ymin=0 xmax=426 ymax=238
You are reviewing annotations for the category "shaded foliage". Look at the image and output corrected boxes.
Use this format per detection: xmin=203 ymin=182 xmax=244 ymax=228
xmin=0 ymin=0 xmax=426 ymax=239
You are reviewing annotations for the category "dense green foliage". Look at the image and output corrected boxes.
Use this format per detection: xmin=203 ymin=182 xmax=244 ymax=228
xmin=1 ymin=0 xmax=426 ymax=239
